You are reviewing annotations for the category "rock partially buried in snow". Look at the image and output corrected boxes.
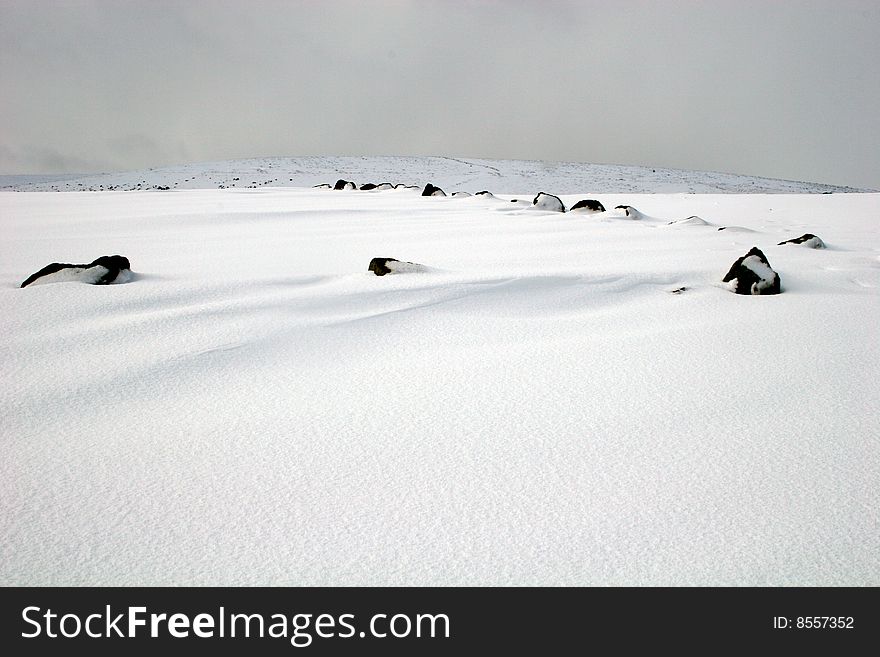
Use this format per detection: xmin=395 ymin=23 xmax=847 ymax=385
xmin=20 ymin=255 xmax=132 ymax=288
xmin=532 ymin=192 xmax=565 ymax=212
xmin=368 ymin=257 xmax=428 ymax=276
xmin=722 ymin=247 xmax=781 ymax=295
xmin=375 ymin=183 xmax=395 ymax=190
xmin=452 ymin=191 xmax=472 ymax=197
xmin=333 ymin=179 xmax=356 ymax=190
xmin=422 ymin=183 xmax=446 ymax=197
xmin=614 ymin=205 xmax=646 ymax=220
xmin=666 ymin=215 xmax=711 ymax=227
xmin=778 ymin=233 xmax=826 ymax=249
xmin=475 ymin=190 xmax=495 ymax=198
xmin=569 ymin=199 xmax=606 ymax=213
xmin=359 ymin=183 xmax=378 ymax=190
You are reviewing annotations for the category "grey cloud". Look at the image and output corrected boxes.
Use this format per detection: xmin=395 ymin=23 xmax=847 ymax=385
xmin=1 ymin=0 xmax=878 ymax=188
xmin=0 ymin=143 xmax=103 ymax=173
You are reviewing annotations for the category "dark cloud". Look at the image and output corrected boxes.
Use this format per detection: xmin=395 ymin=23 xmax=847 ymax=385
xmin=1 ymin=0 xmax=878 ymax=188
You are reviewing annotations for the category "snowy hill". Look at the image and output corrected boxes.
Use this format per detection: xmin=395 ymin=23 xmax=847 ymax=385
xmin=1 ymin=163 xmax=878 ymax=586
xmin=1 ymin=155 xmax=872 ymax=194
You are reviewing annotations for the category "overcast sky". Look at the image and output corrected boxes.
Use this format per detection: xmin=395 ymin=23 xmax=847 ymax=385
xmin=2 ymin=0 xmax=879 ymax=188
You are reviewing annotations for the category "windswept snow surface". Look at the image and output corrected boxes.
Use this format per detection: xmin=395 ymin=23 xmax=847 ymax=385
xmin=1 ymin=186 xmax=878 ymax=586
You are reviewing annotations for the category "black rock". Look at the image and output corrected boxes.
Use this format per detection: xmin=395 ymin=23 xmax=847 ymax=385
xmin=368 ymin=257 xmax=427 ymax=276
xmin=334 ymin=179 xmax=356 ymax=190
xmin=722 ymin=247 xmax=781 ymax=295
xmin=533 ymin=192 xmax=565 ymax=212
xmin=360 ymin=183 xmax=378 ymax=190
xmin=21 ymin=255 xmax=132 ymax=288
xmin=778 ymin=233 xmax=825 ymax=248
xmin=368 ymin=258 xmax=401 ymax=276
xmin=569 ymin=199 xmax=606 ymax=213
xmin=422 ymin=183 xmax=446 ymax=197
xmin=367 ymin=258 xmax=421 ymax=276
xmin=475 ymin=190 xmax=494 ymax=197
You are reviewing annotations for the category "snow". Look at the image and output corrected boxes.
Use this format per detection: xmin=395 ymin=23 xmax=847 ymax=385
xmin=381 ymin=260 xmax=431 ymax=275
xmin=1 ymin=158 xmax=878 ymax=587
xmin=3 ymin=155 xmax=874 ymax=194
xmin=665 ymin=215 xmax=712 ymax=227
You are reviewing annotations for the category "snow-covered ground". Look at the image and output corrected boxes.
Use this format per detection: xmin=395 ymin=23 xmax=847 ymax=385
xmin=1 ymin=155 xmax=873 ymax=194
xmin=1 ymin=163 xmax=878 ymax=586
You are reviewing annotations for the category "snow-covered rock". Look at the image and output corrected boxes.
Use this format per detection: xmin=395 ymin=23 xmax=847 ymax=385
xmin=778 ymin=233 xmax=826 ymax=248
xmin=20 ymin=255 xmax=132 ymax=288
xmin=722 ymin=247 xmax=781 ymax=295
xmin=532 ymin=192 xmax=565 ymax=212
xmin=569 ymin=199 xmax=606 ymax=213
xmin=422 ymin=183 xmax=446 ymax=197
xmin=613 ymin=205 xmax=647 ymax=220
xmin=368 ymin=257 xmax=428 ymax=276
xmin=665 ymin=215 xmax=711 ymax=227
